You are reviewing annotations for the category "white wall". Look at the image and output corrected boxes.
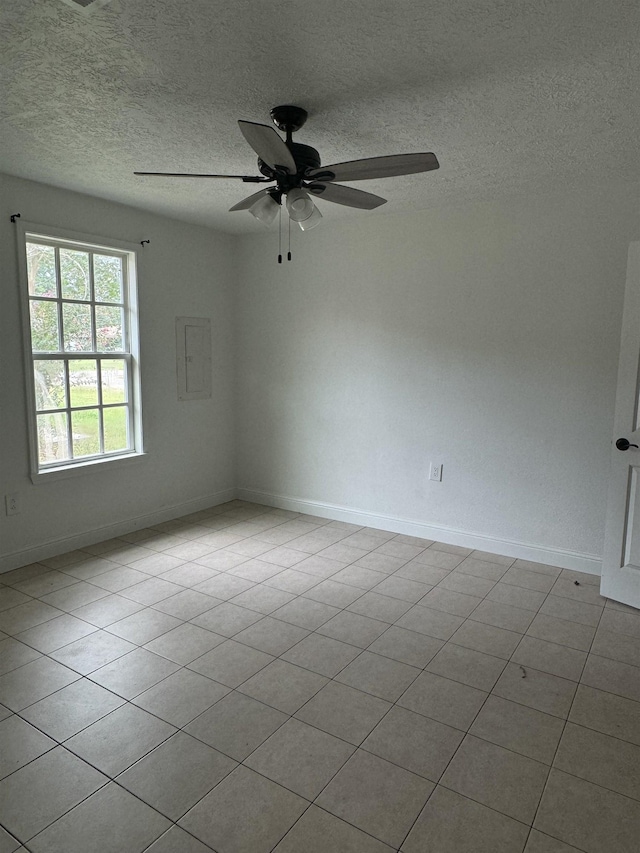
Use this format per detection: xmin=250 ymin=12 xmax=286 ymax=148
xmin=0 ymin=173 xmax=237 ymax=569
xmin=236 ymin=182 xmax=640 ymax=569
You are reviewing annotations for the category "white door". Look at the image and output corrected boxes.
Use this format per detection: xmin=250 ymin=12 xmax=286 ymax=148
xmin=602 ymin=242 xmax=640 ymax=608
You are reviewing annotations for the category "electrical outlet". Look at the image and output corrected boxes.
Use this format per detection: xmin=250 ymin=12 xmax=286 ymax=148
xmin=5 ymin=493 xmax=20 ymax=516
xmin=429 ymin=463 xmax=443 ymax=482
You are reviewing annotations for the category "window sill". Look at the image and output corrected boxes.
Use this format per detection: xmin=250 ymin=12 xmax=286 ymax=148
xmin=30 ymin=452 xmax=147 ymax=485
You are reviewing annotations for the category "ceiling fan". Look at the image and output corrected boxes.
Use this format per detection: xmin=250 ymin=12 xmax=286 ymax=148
xmin=135 ymin=105 xmax=439 ymax=233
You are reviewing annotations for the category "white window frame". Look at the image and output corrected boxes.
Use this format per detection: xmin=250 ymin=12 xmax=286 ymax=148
xmin=16 ymin=221 xmax=145 ymax=482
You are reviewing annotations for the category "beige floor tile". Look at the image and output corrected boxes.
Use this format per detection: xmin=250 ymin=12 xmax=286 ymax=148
xmin=395 ymin=604 xmax=464 ymax=640
xmin=28 ymin=782 xmax=170 ymax=853
xmin=398 ymin=670 xmax=488 ymax=731
xmin=238 ymin=659 xmax=328 ymax=714
xmin=492 ymin=662 xmax=577 ymax=718
xmin=89 ymin=566 xmax=150 ymax=593
xmin=190 ymin=601 xmax=264 ymax=636
xmin=348 ymin=591 xmax=413 ymax=623
xmin=317 ymin=749 xmax=433 ymax=847
xmin=144 ymin=825 xmax=214 ymax=853
xmin=303 ymin=579 xmax=364 ymax=608
xmin=590 ymin=626 xmax=640 ymax=667
xmin=454 ymin=557 xmax=509 ymax=581
xmin=336 ymin=651 xmax=421 ymax=701
xmin=106 ymin=608 xmax=182 ymax=644
xmin=371 ymin=575 xmax=433 ymax=603
xmin=375 ymin=540 xmax=425 ymax=560
xmin=234 ymin=616 xmax=309 ymax=655
xmin=598 ymin=607 xmax=640 ymax=639
xmin=0 ymin=589 xmax=33 ymax=612
xmin=0 ymin=716 xmax=55 ymax=780
xmin=263 ymin=568 xmax=320 ymax=594
xmin=486 ymin=583 xmax=547 ymax=612
xmin=554 ymin=721 xmax=640 ymax=800
xmin=429 ymin=541 xmax=472 ymax=556
xmin=230 ymin=584 xmax=295 ymax=615
xmin=144 ymin=623 xmax=225 ymax=664
xmin=331 ymin=566 xmax=388 ymax=591
xmin=245 ymin=718 xmax=354 ymax=799
xmin=295 ymin=681 xmax=391 ymax=744
xmin=470 ymin=695 xmax=564 ymax=764
xmin=292 ymin=554 xmax=347 ymax=578
xmin=0 ymin=656 xmax=79 ymax=711
xmin=469 ymin=599 xmax=534 ymax=633
xmin=158 ymin=563 xmax=218 ymax=587
xmin=281 ymin=633 xmax=361 ymax=677
xmin=436 ymin=571 xmax=495 ymax=598
xmin=363 ymin=705 xmax=463 ymax=781
xmin=540 ymin=595 xmax=602 ymax=628
xmin=20 ymin=677 xmax=124 ymax=741
xmin=193 ymin=573 xmax=254 ymax=600
xmin=441 ymin=734 xmax=549 ymax=823
xmin=273 ymin=805 xmax=394 ymax=852
xmin=512 ymin=636 xmax=587 ymax=682
xmin=534 ymin=768 xmax=640 ymax=853
xmin=185 ymin=691 xmax=287 ymax=760
xmin=402 ymin=785 xmax=529 ymax=853
xmin=524 ymin=829 xmax=583 ymax=852
xmin=0 ymin=600 xmax=64 ymax=636
xmin=526 ymin=613 xmax=595 ymax=652
xmin=569 ymin=684 xmax=640 ymax=746
xmin=581 ymin=654 xmax=640 ymax=703
xmin=420 ymin=587 xmax=481 ymax=618
xmin=15 ymin=570 xmax=77 ymax=598
xmin=271 ymin=596 xmax=340 ymax=629
xmin=317 ymin=611 xmax=388 ymax=648
xmin=502 ymin=566 xmax=556 ymax=593
xmin=450 ymin=619 xmax=521 ymax=659
xmin=426 ymin=643 xmax=506 ymax=691
xmin=187 ymin=639 xmax=272 ymax=688
xmin=65 ymin=703 xmax=176 ymax=775
xmin=133 ymin=668 xmax=229 ymax=726
xmin=118 ymin=731 xmax=236 ymax=820
xmin=354 ymin=553 xmax=409 ymax=574
xmin=550 ymin=578 xmax=606 ymax=607
xmin=69 ymin=594 xmax=145 ymax=628
xmin=179 ymin=765 xmax=307 ymax=853
xmin=559 ymin=569 xmax=600 ymax=587
xmin=257 ymin=546 xmax=307 ymax=568
xmin=0 ymin=746 xmax=107 ymax=841
xmin=0 ymin=826 xmax=23 ymax=853
xmin=151 ymin=589 xmax=219 ymax=620
xmin=367 ymin=625 xmax=443 ymax=667
xmin=15 ymin=613 xmax=97 ymax=653
xmin=316 ymin=543 xmax=370 ymax=564
xmin=39 ymin=581 xmax=110 ymax=611
xmin=90 ymin=647 xmax=180 ymax=699
xmin=474 ymin=551 xmax=515 ymax=567
xmin=411 ymin=550 xmax=463 ymax=570
xmin=0 ymin=638 xmax=42 ymax=676
xmin=49 ymin=629 xmax=136 ymax=674
xmin=398 ymin=562 xmax=452 ymax=585
xmin=511 ymin=559 xmax=560 ymax=576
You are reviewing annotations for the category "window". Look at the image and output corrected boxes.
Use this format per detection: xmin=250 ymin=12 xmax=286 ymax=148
xmin=18 ymin=226 xmax=143 ymax=477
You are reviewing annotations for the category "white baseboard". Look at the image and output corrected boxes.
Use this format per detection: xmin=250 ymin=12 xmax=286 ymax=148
xmin=0 ymin=488 xmax=237 ymax=573
xmin=237 ymin=488 xmax=602 ymax=575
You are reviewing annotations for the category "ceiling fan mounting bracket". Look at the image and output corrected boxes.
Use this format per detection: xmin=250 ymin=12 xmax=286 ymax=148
xmin=270 ymin=105 xmax=308 ymax=135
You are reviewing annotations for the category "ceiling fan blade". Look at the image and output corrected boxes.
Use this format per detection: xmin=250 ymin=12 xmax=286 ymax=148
xmin=308 ymin=152 xmax=439 ymax=183
xmin=229 ymin=188 xmax=273 ymax=212
xmin=307 ymin=182 xmax=386 ymax=210
xmin=238 ymin=120 xmax=297 ymax=174
xmin=134 ymin=171 xmax=270 ymax=182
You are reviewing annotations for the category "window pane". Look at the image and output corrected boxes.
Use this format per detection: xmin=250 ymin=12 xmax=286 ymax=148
xmin=104 ymin=406 xmax=129 ymax=453
xmin=37 ymin=412 xmax=70 ymax=465
xmin=94 ymin=255 xmax=123 ymax=303
xmin=60 ymin=249 xmax=90 ymax=300
xmin=71 ymin=408 xmax=100 ymax=458
xmin=27 ymin=244 xmax=57 ymax=297
xmin=69 ymin=359 xmax=98 ymax=407
xmin=34 ymin=360 xmax=67 ymax=410
xmin=30 ymin=300 xmax=60 ymax=352
xmin=101 ymin=359 xmax=127 ymax=403
xmin=96 ymin=305 xmax=124 ymax=351
xmin=63 ymin=302 xmax=93 ymax=351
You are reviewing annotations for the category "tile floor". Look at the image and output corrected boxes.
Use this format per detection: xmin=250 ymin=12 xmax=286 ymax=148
xmin=0 ymin=500 xmax=639 ymax=852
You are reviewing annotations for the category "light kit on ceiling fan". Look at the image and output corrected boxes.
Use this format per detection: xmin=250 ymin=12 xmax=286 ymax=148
xmin=134 ymin=104 xmax=439 ymax=261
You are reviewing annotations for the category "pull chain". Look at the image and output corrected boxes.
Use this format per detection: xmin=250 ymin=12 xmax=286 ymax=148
xmin=288 ymin=213 xmax=292 ymax=261
xmin=278 ymin=205 xmax=282 ymax=264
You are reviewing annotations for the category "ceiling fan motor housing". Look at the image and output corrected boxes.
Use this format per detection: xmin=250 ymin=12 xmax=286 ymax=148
xmin=258 ymin=143 xmax=321 ymax=188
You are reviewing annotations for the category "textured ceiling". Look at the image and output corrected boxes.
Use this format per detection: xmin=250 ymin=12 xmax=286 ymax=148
xmin=1 ymin=0 xmax=639 ymax=234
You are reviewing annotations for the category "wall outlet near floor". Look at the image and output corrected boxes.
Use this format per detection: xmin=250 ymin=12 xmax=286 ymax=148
xmin=429 ymin=462 xmax=443 ymax=482
xmin=5 ymin=493 xmax=20 ymax=516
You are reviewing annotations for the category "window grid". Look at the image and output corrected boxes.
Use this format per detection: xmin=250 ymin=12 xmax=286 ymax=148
xmin=26 ymin=236 xmax=136 ymax=470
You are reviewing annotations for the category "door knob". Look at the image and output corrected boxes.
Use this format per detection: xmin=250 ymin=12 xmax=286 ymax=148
xmin=616 ymin=438 xmax=639 ymax=451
